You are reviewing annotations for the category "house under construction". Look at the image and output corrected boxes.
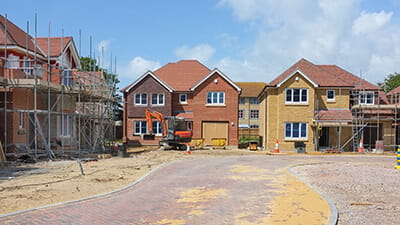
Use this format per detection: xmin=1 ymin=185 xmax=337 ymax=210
xmin=0 ymin=15 xmax=116 ymax=161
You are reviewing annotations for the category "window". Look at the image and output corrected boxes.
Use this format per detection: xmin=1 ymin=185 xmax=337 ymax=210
xmin=6 ymin=54 xmax=19 ymax=68
xmin=250 ymin=124 xmax=259 ymax=128
xmin=18 ymin=112 xmax=24 ymax=129
xmin=359 ymin=92 xmax=374 ymax=105
xmin=152 ymin=93 xmax=164 ymax=105
xmin=179 ymin=94 xmax=187 ymax=104
xmin=238 ymin=110 xmax=244 ymax=119
xmin=285 ymin=122 xmax=307 ymax=139
xmin=152 ymin=121 xmax=162 ymax=135
xmin=207 ymin=92 xmax=225 ymax=105
xmin=239 ymin=98 xmax=245 ymax=105
xmin=23 ymin=57 xmax=32 ymax=75
xmin=61 ymin=115 xmax=73 ymax=136
xmin=134 ymin=93 xmax=147 ymax=105
xmin=327 ymin=90 xmax=335 ymax=101
xmin=134 ymin=121 xmax=147 ymax=135
xmin=285 ymin=88 xmax=308 ymax=103
xmin=250 ymin=98 xmax=259 ymax=105
xmin=250 ymin=110 xmax=259 ymax=119
xmin=61 ymin=69 xmax=73 ymax=86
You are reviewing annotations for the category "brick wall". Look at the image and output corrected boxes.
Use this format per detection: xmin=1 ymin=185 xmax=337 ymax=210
xmin=191 ymin=72 xmax=239 ymax=146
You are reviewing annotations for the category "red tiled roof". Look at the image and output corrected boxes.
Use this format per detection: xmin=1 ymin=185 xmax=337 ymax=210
xmin=379 ymin=91 xmax=389 ymax=104
xmin=315 ymin=109 xmax=353 ymax=121
xmin=153 ymin=60 xmax=211 ymax=91
xmin=235 ymin=82 xmax=267 ymax=97
xmin=318 ymin=65 xmax=378 ymax=90
xmin=269 ymin=58 xmax=378 ymax=89
xmin=0 ymin=15 xmax=43 ymax=55
xmin=35 ymin=37 xmax=72 ymax=57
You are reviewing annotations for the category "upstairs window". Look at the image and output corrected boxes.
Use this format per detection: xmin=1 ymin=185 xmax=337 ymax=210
xmin=151 ymin=93 xmax=164 ymax=105
xmin=61 ymin=69 xmax=73 ymax=86
xmin=23 ymin=57 xmax=32 ymax=75
xmin=285 ymin=122 xmax=307 ymax=139
xmin=207 ymin=92 xmax=225 ymax=105
xmin=238 ymin=110 xmax=244 ymax=119
xmin=135 ymin=93 xmax=147 ymax=105
xmin=250 ymin=110 xmax=259 ymax=119
xmin=286 ymin=88 xmax=308 ymax=103
xmin=250 ymin=124 xmax=259 ymax=128
xmin=6 ymin=54 xmax=19 ymax=68
xmin=249 ymin=98 xmax=259 ymax=105
xmin=359 ymin=92 xmax=374 ymax=105
xmin=239 ymin=97 xmax=245 ymax=105
xmin=179 ymin=94 xmax=187 ymax=104
xmin=327 ymin=90 xmax=335 ymax=101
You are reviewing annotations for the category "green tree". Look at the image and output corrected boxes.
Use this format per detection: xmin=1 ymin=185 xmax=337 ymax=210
xmin=79 ymin=57 xmax=99 ymax=71
xmin=378 ymin=72 xmax=400 ymax=93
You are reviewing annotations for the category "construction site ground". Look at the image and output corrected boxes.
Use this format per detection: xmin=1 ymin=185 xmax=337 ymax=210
xmin=0 ymin=148 xmax=399 ymax=225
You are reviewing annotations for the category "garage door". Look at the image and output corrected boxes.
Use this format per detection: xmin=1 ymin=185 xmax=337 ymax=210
xmin=202 ymin=122 xmax=229 ymax=146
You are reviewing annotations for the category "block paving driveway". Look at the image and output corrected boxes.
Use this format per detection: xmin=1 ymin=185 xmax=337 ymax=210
xmin=0 ymin=155 xmax=332 ymax=224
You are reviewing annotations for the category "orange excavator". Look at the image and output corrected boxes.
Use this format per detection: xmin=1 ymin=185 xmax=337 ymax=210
xmin=145 ymin=108 xmax=192 ymax=150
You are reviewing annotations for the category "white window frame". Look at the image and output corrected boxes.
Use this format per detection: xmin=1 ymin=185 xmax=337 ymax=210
xmin=207 ymin=92 xmax=225 ymax=105
xmin=359 ymin=92 xmax=374 ymax=105
xmin=239 ymin=97 xmax=245 ymax=105
xmin=326 ymin=90 xmax=335 ymax=102
xmin=134 ymin=121 xmax=147 ymax=135
xmin=152 ymin=121 xmax=162 ymax=136
xmin=134 ymin=93 xmax=147 ymax=106
xmin=250 ymin=109 xmax=259 ymax=119
xmin=61 ymin=115 xmax=72 ymax=137
xmin=238 ymin=109 xmax=245 ymax=119
xmin=179 ymin=94 xmax=187 ymax=104
xmin=23 ymin=57 xmax=32 ymax=75
xmin=249 ymin=98 xmax=259 ymax=105
xmin=151 ymin=93 xmax=165 ymax=106
xmin=285 ymin=88 xmax=308 ymax=104
xmin=61 ymin=69 xmax=73 ymax=86
xmin=284 ymin=122 xmax=308 ymax=140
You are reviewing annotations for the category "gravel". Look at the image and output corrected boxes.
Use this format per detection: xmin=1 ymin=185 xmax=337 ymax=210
xmin=292 ymin=155 xmax=400 ymax=225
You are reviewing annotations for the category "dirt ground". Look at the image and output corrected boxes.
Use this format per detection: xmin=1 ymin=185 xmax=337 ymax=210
xmin=0 ymin=148 xmax=265 ymax=215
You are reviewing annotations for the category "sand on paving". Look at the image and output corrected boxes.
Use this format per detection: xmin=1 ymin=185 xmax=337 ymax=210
xmin=0 ymin=148 xmax=265 ymax=215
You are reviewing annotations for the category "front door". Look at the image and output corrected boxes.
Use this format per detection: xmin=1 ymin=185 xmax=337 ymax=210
xmin=319 ymin=127 xmax=329 ymax=147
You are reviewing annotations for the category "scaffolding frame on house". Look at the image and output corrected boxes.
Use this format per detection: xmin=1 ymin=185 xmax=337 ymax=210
xmin=0 ymin=16 xmax=116 ymax=160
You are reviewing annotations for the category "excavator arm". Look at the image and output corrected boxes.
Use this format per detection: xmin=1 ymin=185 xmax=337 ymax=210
xmin=145 ymin=108 xmax=167 ymax=136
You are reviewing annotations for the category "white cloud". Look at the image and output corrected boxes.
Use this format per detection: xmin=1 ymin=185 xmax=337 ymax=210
xmin=352 ymin=10 xmax=393 ymax=35
xmin=175 ymin=44 xmax=215 ymax=63
xmin=217 ymin=0 xmax=400 ymax=84
xmin=118 ymin=57 xmax=161 ymax=87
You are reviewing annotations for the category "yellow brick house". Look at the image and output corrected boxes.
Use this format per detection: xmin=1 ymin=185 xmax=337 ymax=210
xmin=259 ymin=58 xmax=381 ymax=152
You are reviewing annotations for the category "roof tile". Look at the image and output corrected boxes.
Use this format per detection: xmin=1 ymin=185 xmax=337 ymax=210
xmin=153 ymin=60 xmax=211 ymax=91
xmin=235 ymin=82 xmax=266 ymax=97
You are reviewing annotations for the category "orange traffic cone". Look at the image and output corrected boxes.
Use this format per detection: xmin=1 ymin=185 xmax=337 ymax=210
xmin=274 ymin=139 xmax=280 ymax=153
xmin=358 ymin=139 xmax=364 ymax=153
xmin=186 ymin=144 xmax=191 ymax=155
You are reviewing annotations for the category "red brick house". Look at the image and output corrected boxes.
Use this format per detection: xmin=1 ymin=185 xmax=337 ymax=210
xmin=121 ymin=60 xmax=241 ymax=147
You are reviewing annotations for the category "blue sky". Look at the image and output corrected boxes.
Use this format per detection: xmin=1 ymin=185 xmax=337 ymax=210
xmin=2 ymin=0 xmax=400 ymax=88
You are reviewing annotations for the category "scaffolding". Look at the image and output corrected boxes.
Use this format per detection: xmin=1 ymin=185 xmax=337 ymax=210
xmin=0 ymin=16 xmax=117 ymax=160
xmin=314 ymin=80 xmax=398 ymax=152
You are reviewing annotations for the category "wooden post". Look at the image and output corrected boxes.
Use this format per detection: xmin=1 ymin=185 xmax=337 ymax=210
xmin=0 ymin=140 xmax=5 ymax=162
